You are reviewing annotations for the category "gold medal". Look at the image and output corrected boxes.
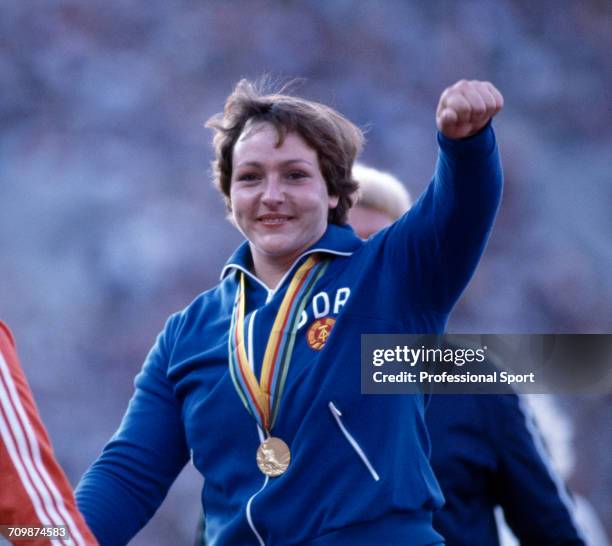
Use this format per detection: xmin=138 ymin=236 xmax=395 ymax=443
xmin=256 ymin=437 xmax=291 ymax=477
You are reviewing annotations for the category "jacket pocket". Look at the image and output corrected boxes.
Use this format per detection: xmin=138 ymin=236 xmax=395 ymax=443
xmin=328 ymin=401 xmax=380 ymax=482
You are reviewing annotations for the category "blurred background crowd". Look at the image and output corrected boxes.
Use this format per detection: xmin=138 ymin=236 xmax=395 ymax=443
xmin=1 ymin=1 xmax=610 ymax=544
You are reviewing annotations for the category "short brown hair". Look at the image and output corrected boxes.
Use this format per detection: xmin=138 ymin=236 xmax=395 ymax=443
xmin=205 ymin=79 xmax=364 ymax=224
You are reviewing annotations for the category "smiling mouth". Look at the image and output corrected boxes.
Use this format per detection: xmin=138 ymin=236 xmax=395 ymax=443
xmin=258 ymin=215 xmax=293 ymax=225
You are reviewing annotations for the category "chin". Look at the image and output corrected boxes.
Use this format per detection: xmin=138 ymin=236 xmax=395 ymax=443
xmin=260 ymin=237 xmax=311 ymax=261
xmin=260 ymin=244 xmax=299 ymax=259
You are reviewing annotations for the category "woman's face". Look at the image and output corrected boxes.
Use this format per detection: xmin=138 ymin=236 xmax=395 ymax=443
xmin=230 ymin=122 xmax=339 ymax=271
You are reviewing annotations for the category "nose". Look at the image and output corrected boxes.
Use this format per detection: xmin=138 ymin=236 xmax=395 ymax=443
xmin=261 ymin=176 xmax=285 ymax=206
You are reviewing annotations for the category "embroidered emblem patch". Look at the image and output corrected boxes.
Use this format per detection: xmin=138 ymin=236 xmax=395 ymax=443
xmin=306 ymin=317 xmax=336 ymax=350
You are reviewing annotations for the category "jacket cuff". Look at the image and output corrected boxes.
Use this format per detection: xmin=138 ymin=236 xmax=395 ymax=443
xmin=436 ymin=119 xmax=496 ymax=158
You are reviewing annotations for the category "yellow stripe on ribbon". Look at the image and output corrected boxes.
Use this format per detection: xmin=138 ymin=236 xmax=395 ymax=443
xmin=259 ymin=256 xmax=319 ymax=418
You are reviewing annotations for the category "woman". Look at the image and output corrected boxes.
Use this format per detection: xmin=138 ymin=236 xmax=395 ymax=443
xmin=76 ymin=78 xmax=503 ymax=546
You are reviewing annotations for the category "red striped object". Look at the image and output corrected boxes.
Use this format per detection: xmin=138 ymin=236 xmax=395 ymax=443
xmin=0 ymin=321 xmax=98 ymax=546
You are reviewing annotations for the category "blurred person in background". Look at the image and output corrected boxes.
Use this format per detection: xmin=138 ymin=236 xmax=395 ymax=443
xmin=75 ymin=78 xmax=503 ymax=546
xmin=498 ymin=395 xmax=610 ymax=546
xmin=348 ymin=164 xmax=593 ymax=546
xmin=0 ymin=321 xmax=98 ymax=546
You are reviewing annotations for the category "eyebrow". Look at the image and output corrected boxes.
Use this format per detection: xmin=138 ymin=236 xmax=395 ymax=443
xmin=234 ymin=159 xmax=314 ymax=169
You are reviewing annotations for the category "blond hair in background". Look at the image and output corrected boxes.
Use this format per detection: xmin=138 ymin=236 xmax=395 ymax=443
xmin=349 ymin=163 xmax=412 ymax=239
xmin=352 ymin=163 xmax=412 ymax=220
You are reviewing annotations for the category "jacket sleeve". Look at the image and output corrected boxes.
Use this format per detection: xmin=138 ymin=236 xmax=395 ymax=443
xmin=0 ymin=320 xmax=99 ymax=546
xmin=75 ymin=314 xmax=189 ymax=546
xmin=379 ymin=122 xmax=503 ymax=315
xmin=485 ymin=394 xmax=586 ymax=545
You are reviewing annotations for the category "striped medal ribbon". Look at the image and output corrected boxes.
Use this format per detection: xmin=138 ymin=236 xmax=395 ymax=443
xmin=228 ymin=255 xmax=329 ymax=477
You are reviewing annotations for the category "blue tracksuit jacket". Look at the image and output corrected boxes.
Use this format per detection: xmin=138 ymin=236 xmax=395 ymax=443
xmin=428 ymin=394 xmax=586 ymax=546
xmin=76 ymin=124 xmax=502 ymax=546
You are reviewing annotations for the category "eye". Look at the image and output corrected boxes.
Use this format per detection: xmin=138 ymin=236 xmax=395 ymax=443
xmin=286 ymin=170 xmax=308 ymax=181
xmin=236 ymin=172 xmax=261 ymax=183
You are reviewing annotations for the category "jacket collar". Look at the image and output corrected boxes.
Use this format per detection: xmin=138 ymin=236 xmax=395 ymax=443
xmin=220 ymin=223 xmax=362 ymax=282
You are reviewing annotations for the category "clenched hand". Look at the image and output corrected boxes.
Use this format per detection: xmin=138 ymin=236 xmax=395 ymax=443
xmin=436 ymin=80 xmax=503 ymax=140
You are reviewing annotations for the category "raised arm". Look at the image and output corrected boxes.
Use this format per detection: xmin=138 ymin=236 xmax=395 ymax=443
xmin=379 ymin=80 xmax=504 ymax=317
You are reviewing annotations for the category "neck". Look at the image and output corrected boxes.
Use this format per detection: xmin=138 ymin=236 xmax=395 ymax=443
xmin=251 ymin=252 xmax=300 ymax=291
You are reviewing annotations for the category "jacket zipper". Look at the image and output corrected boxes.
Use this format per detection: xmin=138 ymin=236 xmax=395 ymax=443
xmin=328 ymin=401 xmax=380 ymax=481
xmin=246 ymin=471 xmax=268 ymax=546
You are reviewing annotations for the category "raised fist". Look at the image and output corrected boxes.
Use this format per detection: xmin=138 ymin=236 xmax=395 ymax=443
xmin=436 ymin=80 xmax=503 ymax=140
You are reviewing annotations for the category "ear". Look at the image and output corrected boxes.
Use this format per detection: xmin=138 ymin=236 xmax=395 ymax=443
xmin=328 ymin=194 xmax=340 ymax=209
xmin=226 ymin=199 xmax=238 ymax=227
